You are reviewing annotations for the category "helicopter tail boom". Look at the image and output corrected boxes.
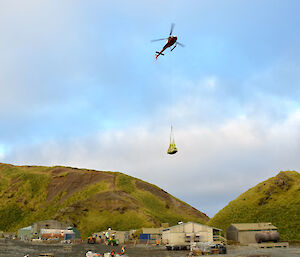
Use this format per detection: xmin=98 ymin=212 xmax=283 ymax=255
xmin=156 ymin=51 xmax=164 ymax=56
xmin=155 ymin=51 xmax=164 ymax=59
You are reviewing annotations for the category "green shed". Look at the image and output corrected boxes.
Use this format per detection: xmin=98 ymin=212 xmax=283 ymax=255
xmin=18 ymin=226 xmax=33 ymax=241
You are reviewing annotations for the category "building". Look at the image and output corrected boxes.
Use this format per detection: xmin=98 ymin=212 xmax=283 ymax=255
xmin=162 ymin=222 xmax=222 ymax=246
xmin=68 ymin=227 xmax=81 ymax=239
xmin=139 ymin=227 xmax=163 ymax=242
xmin=226 ymin=223 xmax=278 ymax=244
xmin=18 ymin=226 xmax=33 ymax=241
xmin=18 ymin=220 xmax=81 ymax=241
xmin=40 ymin=228 xmax=75 ymax=240
xmin=32 ymin=220 xmax=70 ymax=238
xmin=2 ymin=232 xmax=16 ymax=239
xmin=93 ymin=229 xmax=130 ymax=244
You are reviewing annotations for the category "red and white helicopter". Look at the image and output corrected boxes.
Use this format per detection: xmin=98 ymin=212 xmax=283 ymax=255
xmin=151 ymin=23 xmax=185 ymax=59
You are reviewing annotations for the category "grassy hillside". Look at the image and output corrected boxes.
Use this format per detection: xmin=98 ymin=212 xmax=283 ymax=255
xmin=207 ymin=171 xmax=300 ymax=241
xmin=0 ymin=163 xmax=208 ymax=238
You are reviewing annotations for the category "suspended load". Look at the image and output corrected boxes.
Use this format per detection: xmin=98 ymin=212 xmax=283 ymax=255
xmin=168 ymin=139 xmax=178 ymax=155
xmin=167 ymin=125 xmax=178 ymax=155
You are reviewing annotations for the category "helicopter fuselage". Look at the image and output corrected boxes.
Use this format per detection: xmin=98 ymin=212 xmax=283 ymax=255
xmin=156 ymin=36 xmax=177 ymax=59
xmin=166 ymin=36 xmax=177 ymax=47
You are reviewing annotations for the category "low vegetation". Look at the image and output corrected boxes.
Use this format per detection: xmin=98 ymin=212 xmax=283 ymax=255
xmin=0 ymin=163 xmax=208 ymax=238
xmin=207 ymin=171 xmax=300 ymax=241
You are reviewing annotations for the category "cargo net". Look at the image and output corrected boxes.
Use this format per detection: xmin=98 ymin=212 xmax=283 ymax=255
xmin=167 ymin=126 xmax=178 ymax=155
xmin=167 ymin=139 xmax=178 ymax=154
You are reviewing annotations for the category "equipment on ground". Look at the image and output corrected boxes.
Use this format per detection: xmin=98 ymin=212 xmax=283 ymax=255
xmin=255 ymin=231 xmax=280 ymax=243
xmin=85 ymin=251 xmax=102 ymax=257
xmin=151 ymin=23 xmax=185 ymax=59
xmin=87 ymin=236 xmax=96 ymax=244
xmin=189 ymin=242 xmax=227 ymax=255
xmin=120 ymin=246 xmax=125 ymax=255
xmin=106 ymin=238 xmax=119 ymax=246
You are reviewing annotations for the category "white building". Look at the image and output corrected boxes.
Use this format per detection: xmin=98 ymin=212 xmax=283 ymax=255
xmin=162 ymin=222 xmax=222 ymax=246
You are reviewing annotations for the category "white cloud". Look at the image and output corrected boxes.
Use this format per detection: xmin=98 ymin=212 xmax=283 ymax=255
xmin=1 ymin=1 xmax=300 ymax=218
xmin=203 ymin=77 xmax=217 ymax=90
xmin=5 ymin=107 xmax=300 ymax=216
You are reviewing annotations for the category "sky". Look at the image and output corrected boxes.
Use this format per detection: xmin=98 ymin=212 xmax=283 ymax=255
xmin=1 ymin=0 xmax=300 ymax=217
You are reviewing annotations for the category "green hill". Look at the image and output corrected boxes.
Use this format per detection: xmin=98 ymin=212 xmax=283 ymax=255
xmin=207 ymin=171 xmax=300 ymax=241
xmin=0 ymin=163 xmax=208 ymax=238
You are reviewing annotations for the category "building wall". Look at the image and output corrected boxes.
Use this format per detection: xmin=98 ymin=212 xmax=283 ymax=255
xmin=32 ymin=220 xmax=69 ymax=238
xmin=141 ymin=228 xmax=162 ymax=242
xmin=226 ymin=225 xmax=238 ymax=241
xmin=162 ymin=223 xmax=215 ymax=245
xmin=18 ymin=228 xmax=33 ymax=241
xmin=70 ymin=227 xmax=81 ymax=239
xmin=93 ymin=230 xmax=129 ymax=244
xmin=167 ymin=223 xmax=206 ymax=233
xmin=114 ymin=231 xmax=129 ymax=244
xmin=142 ymin=228 xmax=161 ymax=234
xmin=40 ymin=229 xmax=75 ymax=240
xmin=226 ymin=230 xmax=238 ymax=241
xmin=169 ymin=232 xmax=186 ymax=245
xmin=226 ymin=224 xmax=279 ymax=244
xmin=3 ymin=232 xmax=16 ymax=239
xmin=238 ymin=231 xmax=259 ymax=244
xmin=162 ymin=230 xmax=170 ymax=244
xmin=162 ymin=231 xmax=185 ymax=245
xmin=197 ymin=230 xmax=213 ymax=242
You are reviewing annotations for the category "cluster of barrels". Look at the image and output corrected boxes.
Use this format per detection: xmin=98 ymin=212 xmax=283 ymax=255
xmin=255 ymin=231 xmax=280 ymax=243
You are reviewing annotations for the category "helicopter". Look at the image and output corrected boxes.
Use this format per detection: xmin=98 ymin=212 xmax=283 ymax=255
xmin=151 ymin=23 xmax=185 ymax=59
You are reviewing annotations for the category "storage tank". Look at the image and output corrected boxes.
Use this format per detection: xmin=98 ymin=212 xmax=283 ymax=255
xmin=255 ymin=231 xmax=280 ymax=243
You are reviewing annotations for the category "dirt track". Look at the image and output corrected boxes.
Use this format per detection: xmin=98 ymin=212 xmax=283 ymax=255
xmin=0 ymin=240 xmax=299 ymax=257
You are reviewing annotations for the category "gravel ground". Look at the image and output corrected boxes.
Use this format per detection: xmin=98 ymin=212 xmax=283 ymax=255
xmin=0 ymin=240 xmax=299 ymax=257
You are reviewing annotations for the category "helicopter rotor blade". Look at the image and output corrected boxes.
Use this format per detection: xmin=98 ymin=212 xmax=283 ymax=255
xmin=151 ymin=38 xmax=168 ymax=42
xmin=169 ymin=23 xmax=175 ymax=36
xmin=176 ymin=42 xmax=185 ymax=47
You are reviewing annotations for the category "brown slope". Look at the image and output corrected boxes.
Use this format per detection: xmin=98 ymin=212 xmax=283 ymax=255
xmin=0 ymin=163 xmax=208 ymax=237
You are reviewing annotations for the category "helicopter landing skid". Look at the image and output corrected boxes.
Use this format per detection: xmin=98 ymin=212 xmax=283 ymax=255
xmin=171 ymin=45 xmax=177 ymax=51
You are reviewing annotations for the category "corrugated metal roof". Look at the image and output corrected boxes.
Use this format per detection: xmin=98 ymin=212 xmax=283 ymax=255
xmin=162 ymin=222 xmax=222 ymax=232
xmin=19 ymin=226 xmax=32 ymax=231
xmin=142 ymin=228 xmax=162 ymax=234
xmin=230 ymin=223 xmax=277 ymax=231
